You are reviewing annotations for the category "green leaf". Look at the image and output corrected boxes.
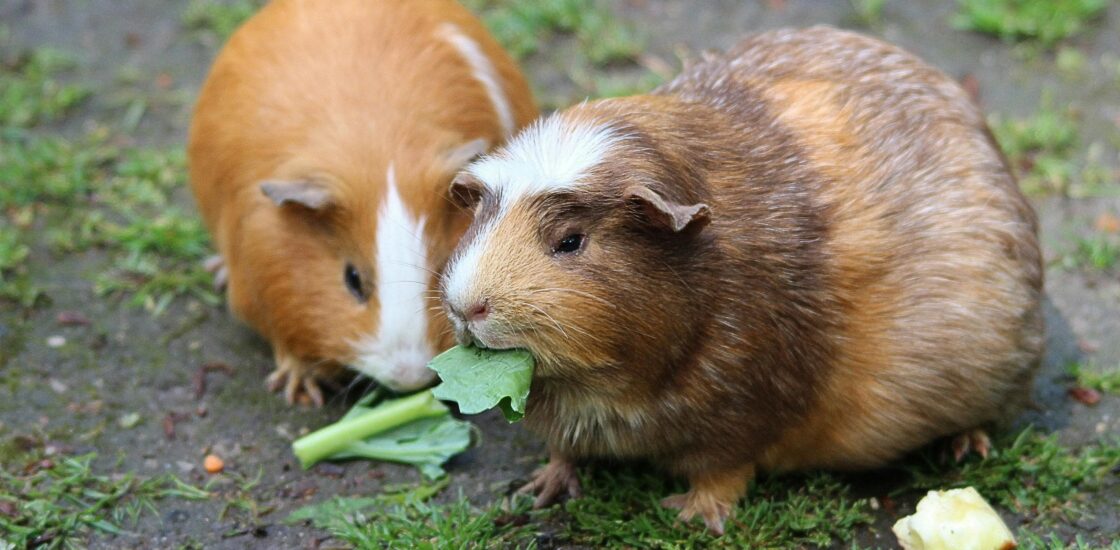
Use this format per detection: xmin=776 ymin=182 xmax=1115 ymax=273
xmin=332 ymin=416 xmax=473 ymax=480
xmin=430 ymin=345 xmax=534 ymax=422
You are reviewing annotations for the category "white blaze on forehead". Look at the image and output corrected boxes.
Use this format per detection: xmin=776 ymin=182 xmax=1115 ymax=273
xmin=437 ymin=23 xmax=515 ymax=138
xmin=466 ymin=115 xmax=621 ymax=208
xmin=443 ymin=116 xmax=620 ymax=314
xmin=352 ymin=164 xmax=436 ymax=391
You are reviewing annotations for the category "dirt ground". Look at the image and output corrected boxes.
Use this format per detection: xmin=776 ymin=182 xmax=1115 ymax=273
xmin=2 ymin=0 xmax=1118 ymax=548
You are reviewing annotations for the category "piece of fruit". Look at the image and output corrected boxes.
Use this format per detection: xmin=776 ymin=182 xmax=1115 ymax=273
xmin=893 ymin=487 xmax=1016 ymax=550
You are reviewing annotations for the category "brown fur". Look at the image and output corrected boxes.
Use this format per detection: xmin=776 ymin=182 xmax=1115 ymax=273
xmin=443 ymin=26 xmax=1042 ymax=531
xmin=188 ymin=0 xmax=536 ymax=402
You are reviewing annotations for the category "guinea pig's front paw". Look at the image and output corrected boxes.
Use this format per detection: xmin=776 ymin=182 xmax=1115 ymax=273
xmin=266 ymin=353 xmax=326 ymax=407
xmin=203 ymin=254 xmax=229 ymax=291
xmin=515 ymin=452 xmax=582 ymax=509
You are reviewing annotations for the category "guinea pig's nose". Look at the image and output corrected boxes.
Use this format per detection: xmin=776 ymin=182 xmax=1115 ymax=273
xmin=466 ymin=299 xmax=489 ymax=322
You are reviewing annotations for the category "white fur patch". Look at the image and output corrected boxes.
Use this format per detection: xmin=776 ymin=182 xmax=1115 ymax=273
xmin=441 ymin=216 xmax=497 ymax=325
xmin=438 ymin=23 xmax=515 ymax=137
xmin=352 ymin=164 xmax=437 ymax=391
xmin=466 ymin=115 xmax=621 ymax=208
xmin=443 ymin=116 xmax=620 ymax=317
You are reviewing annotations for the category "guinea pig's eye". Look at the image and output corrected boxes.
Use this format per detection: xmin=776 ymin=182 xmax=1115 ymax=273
xmin=552 ymin=233 xmax=586 ymax=255
xmin=344 ymin=263 xmax=366 ymax=301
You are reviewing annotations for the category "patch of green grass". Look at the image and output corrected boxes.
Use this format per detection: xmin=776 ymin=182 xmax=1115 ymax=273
xmin=325 ymin=426 xmax=1119 ymax=547
xmin=0 ymin=222 xmax=40 ymax=306
xmin=1069 ymin=234 xmax=1120 ymax=272
xmin=181 ymin=0 xmax=263 ymax=43
xmin=903 ymin=427 xmax=1120 ymax=522
xmin=557 ymin=467 xmax=873 ymax=548
xmin=0 ymin=452 xmax=209 ymax=549
xmin=990 ymin=97 xmax=1082 ymax=196
xmin=0 ymin=128 xmax=115 ymax=209
xmin=0 ymin=48 xmax=90 ymax=128
xmin=466 ymin=0 xmax=642 ymax=65
xmin=288 ymin=478 xmax=533 ymax=548
xmin=1018 ymin=531 xmax=1120 ymax=549
xmin=1068 ymin=362 xmax=1120 ymax=394
xmin=953 ymin=0 xmax=1107 ymax=48
xmin=0 ymin=125 xmax=216 ymax=313
xmin=314 ymin=495 xmax=532 ymax=548
xmin=466 ymin=0 xmax=652 ymax=108
xmin=850 ymin=0 xmax=887 ymax=27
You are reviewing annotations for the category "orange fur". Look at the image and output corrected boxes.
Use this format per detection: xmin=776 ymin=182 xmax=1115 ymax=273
xmin=443 ymin=26 xmax=1042 ymax=532
xmin=188 ymin=0 xmax=536 ymax=402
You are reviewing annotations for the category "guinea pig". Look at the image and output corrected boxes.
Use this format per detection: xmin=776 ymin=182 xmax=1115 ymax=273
xmin=440 ymin=26 xmax=1042 ymax=533
xmin=188 ymin=0 xmax=536 ymax=404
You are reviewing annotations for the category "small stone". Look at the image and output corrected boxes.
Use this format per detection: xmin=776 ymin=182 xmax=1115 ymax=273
xmin=118 ymin=412 xmax=142 ymax=428
xmin=46 ymin=336 xmax=66 ymax=348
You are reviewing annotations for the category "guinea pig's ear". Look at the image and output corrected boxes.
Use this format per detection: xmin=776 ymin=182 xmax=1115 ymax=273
xmin=259 ymin=180 xmax=334 ymax=211
xmin=623 ymin=185 xmax=710 ymax=233
xmin=449 ymin=172 xmax=485 ymax=210
xmin=442 ymin=138 xmax=490 ymax=172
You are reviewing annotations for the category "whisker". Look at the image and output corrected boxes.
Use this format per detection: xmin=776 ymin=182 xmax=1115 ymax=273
xmin=526 ymin=287 xmax=617 ymax=309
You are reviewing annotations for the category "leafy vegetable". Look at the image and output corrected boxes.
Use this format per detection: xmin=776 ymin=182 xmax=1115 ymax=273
xmin=290 ymin=345 xmax=534 ymax=477
xmin=430 ymin=345 xmax=535 ymax=422
xmin=291 ymin=390 xmax=472 ymax=478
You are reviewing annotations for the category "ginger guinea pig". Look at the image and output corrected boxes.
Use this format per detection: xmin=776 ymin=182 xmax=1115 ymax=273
xmin=440 ymin=26 xmax=1042 ymax=533
xmin=188 ymin=0 xmax=536 ymax=404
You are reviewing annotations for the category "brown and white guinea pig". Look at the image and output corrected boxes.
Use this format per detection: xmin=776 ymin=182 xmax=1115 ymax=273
xmin=188 ymin=0 xmax=536 ymax=404
xmin=440 ymin=26 xmax=1042 ymax=533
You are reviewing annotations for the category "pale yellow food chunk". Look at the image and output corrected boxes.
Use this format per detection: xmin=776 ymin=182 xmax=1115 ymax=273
xmin=892 ymin=487 xmax=1017 ymax=550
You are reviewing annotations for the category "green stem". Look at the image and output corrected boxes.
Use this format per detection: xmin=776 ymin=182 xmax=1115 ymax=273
xmin=292 ymin=390 xmax=447 ymax=469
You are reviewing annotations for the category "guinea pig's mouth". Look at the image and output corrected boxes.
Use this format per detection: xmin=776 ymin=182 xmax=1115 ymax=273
xmin=455 ymin=326 xmax=518 ymax=351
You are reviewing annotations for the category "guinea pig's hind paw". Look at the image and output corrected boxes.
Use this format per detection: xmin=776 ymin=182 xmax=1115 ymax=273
xmin=949 ymin=429 xmax=992 ymax=462
xmin=266 ymin=364 xmax=325 ymax=407
xmin=203 ymin=255 xmax=229 ymax=291
xmin=661 ymin=492 xmax=732 ymax=535
xmin=515 ymin=454 xmax=582 ymax=509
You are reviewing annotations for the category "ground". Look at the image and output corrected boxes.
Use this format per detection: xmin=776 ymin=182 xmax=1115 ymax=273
xmin=1 ymin=0 xmax=1118 ymax=548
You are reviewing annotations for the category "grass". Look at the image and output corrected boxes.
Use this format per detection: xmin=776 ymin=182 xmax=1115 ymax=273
xmin=181 ymin=0 xmax=264 ymax=43
xmin=296 ymin=427 xmax=1120 ymax=548
xmin=989 ymin=96 xmax=1084 ymax=197
xmin=286 ymin=479 xmax=536 ymax=548
xmin=464 ymin=0 xmax=641 ymax=65
xmin=0 ymin=452 xmax=209 ymax=549
xmin=555 ymin=467 xmax=873 ymax=548
xmin=1070 ymin=234 xmax=1119 ymax=272
xmin=903 ymin=428 xmax=1120 ymax=523
xmin=465 ymin=0 xmax=658 ymax=109
xmin=0 ymin=46 xmax=217 ymax=314
xmin=953 ymin=0 xmax=1108 ymax=48
xmin=1068 ymin=362 xmax=1120 ymax=395
xmin=850 ymin=0 xmax=888 ymax=27
xmin=0 ymin=48 xmax=90 ymax=128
